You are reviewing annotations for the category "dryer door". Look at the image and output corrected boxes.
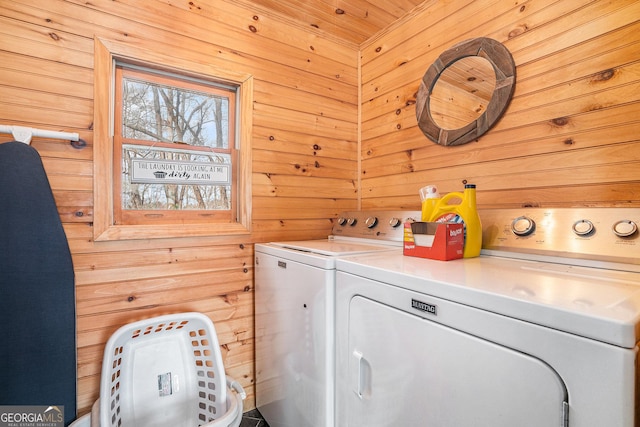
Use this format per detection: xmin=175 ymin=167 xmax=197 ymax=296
xmin=347 ymin=295 xmax=568 ymax=427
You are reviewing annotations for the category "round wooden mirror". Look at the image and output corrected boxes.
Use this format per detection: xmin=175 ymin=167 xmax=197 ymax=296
xmin=416 ymin=38 xmax=515 ymax=146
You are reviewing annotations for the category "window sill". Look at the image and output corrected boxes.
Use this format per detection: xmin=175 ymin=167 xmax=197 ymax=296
xmin=94 ymin=221 xmax=251 ymax=241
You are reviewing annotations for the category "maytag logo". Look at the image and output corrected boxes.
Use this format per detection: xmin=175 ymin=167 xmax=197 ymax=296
xmin=0 ymin=405 xmax=64 ymax=427
xmin=411 ymin=298 xmax=437 ymax=315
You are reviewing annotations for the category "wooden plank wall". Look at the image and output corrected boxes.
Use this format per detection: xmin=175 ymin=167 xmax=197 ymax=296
xmin=360 ymin=0 xmax=640 ymax=209
xmin=0 ymin=0 xmax=358 ymax=415
xmin=1 ymin=0 xmax=639 ymax=419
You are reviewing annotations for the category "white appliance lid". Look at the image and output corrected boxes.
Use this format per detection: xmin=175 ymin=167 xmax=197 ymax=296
xmin=336 ymin=252 xmax=640 ymax=348
xmin=270 ymin=239 xmax=398 ymax=256
xmin=255 ymin=239 xmax=402 ymax=270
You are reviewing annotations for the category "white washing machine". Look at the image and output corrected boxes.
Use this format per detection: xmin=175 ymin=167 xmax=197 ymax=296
xmin=335 ymin=208 xmax=640 ymax=427
xmin=254 ymin=210 xmax=420 ymax=427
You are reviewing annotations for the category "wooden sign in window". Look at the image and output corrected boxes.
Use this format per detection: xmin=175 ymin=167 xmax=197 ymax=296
xmin=130 ymin=159 xmax=230 ymax=186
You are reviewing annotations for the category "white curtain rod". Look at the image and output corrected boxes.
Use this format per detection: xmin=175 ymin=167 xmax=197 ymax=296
xmin=0 ymin=125 xmax=80 ymax=145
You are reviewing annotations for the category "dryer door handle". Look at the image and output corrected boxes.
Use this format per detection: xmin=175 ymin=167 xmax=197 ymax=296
xmin=352 ymin=350 xmax=372 ymax=399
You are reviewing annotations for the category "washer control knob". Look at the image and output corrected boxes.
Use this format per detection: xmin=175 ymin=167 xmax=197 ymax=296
xmin=511 ymin=216 xmax=535 ymax=236
xmin=365 ymin=216 xmax=378 ymax=228
xmin=572 ymin=219 xmax=595 ymax=236
xmin=347 ymin=218 xmax=357 ymax=226
xmin=337 ymin=217 xmax=347 ymax=226
xmin=613 ymin=220 xmax=638 ymax=237
xmin=389 ymin=217 xmax=402 ymax=228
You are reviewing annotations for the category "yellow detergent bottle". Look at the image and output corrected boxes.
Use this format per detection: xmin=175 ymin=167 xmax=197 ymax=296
xmin=419 ymin=185 xmax=440 ymax=221
xmin=429 ymin=184 xmax=482 ymax=258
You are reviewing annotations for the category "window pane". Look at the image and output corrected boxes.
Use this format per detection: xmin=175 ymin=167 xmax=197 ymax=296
xmin=122 ymin=76 xmax=230 ymax=149
xmin=118 ymin=69 xmax=235 ymax=212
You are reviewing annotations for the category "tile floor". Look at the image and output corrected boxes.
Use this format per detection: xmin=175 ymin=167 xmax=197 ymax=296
xmin=239 ymin=409 xmax=270 ymax=427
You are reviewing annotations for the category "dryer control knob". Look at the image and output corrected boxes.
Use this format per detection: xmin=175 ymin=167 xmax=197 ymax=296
xmin=511 ymin=216 xmax=535 ymax=236
xmin=365 ymin=216 xmax=378 ymax=228
xmin=389 ymin=217 xmax=402 ymax=228
xmin=613 ymin=220 xmax=638 ymax=237
xmin=347 ymin=218 xmax=357 ymax=226
xmin=337 ymin=217 xmax=347 ymax=226
xmin=572 ymin=219 xmax=595 ymax=236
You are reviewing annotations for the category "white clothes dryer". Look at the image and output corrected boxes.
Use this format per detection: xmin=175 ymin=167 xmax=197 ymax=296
xmin=335 ymin=208 xmax=640 ymax=427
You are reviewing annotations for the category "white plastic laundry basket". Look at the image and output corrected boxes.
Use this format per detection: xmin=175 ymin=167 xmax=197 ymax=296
xmin=96 ymin=312 xmax=245 ymax=427
xmin=69 ymin=401 xmax=100 ymax=427
xmin=69 ymin=412 xmax=91 ymax=427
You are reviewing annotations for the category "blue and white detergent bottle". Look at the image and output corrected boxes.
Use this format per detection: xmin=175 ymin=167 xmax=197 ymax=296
xmin=426 ymin=184 xmax=482 ymax=258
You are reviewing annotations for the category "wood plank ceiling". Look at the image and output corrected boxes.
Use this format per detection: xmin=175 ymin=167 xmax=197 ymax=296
xmin=236 ymin=0 xmax=427 ymax=45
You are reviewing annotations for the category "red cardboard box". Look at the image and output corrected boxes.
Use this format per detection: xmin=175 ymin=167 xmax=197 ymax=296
xmin=403 ymin=222 xmax=464 ymax=261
